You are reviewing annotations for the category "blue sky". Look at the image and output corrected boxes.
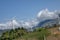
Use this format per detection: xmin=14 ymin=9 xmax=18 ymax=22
xmin=0 ymin=0 xmax=60 ymax=22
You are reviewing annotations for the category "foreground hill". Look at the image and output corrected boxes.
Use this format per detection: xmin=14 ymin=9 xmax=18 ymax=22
xmin=0 ymin=25 xmax=60 ymax=40
xmin=0 ymin=27 xmax=50 ymax=40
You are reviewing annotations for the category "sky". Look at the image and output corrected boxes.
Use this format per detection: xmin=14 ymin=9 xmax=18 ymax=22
xmin=0 ymin=0 xmax=60 ymax=22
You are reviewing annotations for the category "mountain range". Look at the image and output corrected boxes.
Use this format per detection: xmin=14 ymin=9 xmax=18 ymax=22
xmin=0 ymin=9 xmax=60 ymax=31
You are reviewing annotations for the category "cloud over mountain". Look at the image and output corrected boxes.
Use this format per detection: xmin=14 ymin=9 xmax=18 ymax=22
xmin=0 ymin=9 xmax=60 ymax=30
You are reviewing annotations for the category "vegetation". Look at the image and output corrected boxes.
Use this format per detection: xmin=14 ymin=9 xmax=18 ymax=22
xmin=0 ymin=27 xmax=50 ymax=40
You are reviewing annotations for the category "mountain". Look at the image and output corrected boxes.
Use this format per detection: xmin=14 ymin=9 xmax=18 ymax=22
xmin=32 ymin=9 xmax=60 ymax=29
xmin=0 ymin=9 xmax=60 ymax=31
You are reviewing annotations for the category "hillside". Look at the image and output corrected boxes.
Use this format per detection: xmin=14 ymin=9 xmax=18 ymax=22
xmin=0 ymin=27 xmax=50 ymax=40
xmin=0 ymin=26 xmax=60 ymax=40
